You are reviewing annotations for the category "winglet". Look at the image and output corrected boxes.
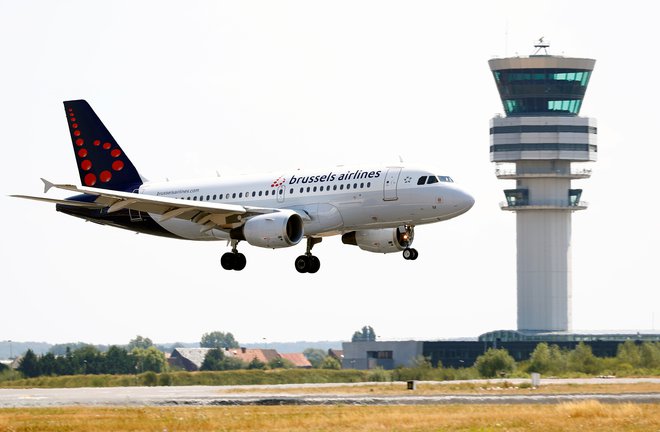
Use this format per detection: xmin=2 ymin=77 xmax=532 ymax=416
xmin=41 ymin=178 xmax=55 ymax=193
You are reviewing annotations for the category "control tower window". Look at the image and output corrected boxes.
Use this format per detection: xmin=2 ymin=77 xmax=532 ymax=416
xmin=569 ymin=189 xmax=583 ymax=206
xmin=493 ymin=68 xmax=592 ymax=116
xmin=417 ymin=176 xmax=427 ymax=185
xmin=504 ymin=189 xmax=528 ymax=206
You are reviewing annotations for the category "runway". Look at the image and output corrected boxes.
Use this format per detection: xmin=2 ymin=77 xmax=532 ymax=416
xmin=2 ymin=378 xmax=659 ymax=408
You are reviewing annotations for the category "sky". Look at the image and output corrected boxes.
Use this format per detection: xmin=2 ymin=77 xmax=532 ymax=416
xmin=1 ymin=1 xmax=658 ymax=346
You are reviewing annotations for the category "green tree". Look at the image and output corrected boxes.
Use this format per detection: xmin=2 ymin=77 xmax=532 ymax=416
xmin=200 ymin=348 xmax=225 ymax=371
xmin=71 ymin=345 xmax=101 ymax=375
xmin=200 ymin=348 xmax=245 ymax=371
xmin=568 ymin=342 xmax=602 ymax=375
xmin=104 ymin=346 xmax=136 ymax=374
xmin=268 ymin=357 xmax=295 ymax=369
xmin=640 ymin=342 xmax=660 ymax=369
xmin=132 ymin=346 xmax=166 ymax=373
xmin=474 ymin=348 xmax=516 ymax=378
xmin=38 ymin=352 xmax=58 ymax=376
xmin=128 ymin=336 xmax=153 ymax=351
xmin=321 ymin=356 xmax=341 ymax=370
xmin=303 ymin=348 xmax=327 ymax=368
xmin=616 ymin=340 xmax=641 ymax=368
xmin=247 ymin=357 xmax=266 ymax=370
xmin=528 ymin=342 xmax=551 ymax=374
xmin=200 ymin=331 xmax=239 ymax=349
xmin=351 ymin=326 xmax=376 ymax=342
xmin=17 ymin=349 xmax=40 ymax=378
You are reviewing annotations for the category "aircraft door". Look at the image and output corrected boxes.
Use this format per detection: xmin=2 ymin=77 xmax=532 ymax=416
xmin=277 ymin=184 xmax=286 ymax=203
xmin=383 ymin=168 xmax=402 ymax=201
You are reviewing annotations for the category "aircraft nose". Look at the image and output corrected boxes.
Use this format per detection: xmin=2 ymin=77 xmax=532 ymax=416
xmin=451 ymin=187 xmax=475 ymax=215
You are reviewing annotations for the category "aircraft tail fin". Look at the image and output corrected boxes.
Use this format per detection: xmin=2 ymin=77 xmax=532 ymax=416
xmin=64 ymin=100 xmax=143 ymax=191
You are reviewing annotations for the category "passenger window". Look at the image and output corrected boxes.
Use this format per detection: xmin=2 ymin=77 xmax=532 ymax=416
xmin=353 ymin=183 xmax=357 ymax=189
xmin=417 ymin=176 xmax=427 ymax=185
xmin=206 ymin=195 xmax=210 ymax=200
xmin=427 ymin=176 xmax=438 ymax=184
xmin=346 ymin=184 xmax=350 ymax=190
xmin=219 ymin=194 xmax=223 ymax=199
xmin=367 ymin=182 xmax=371 ymax=188
xmin=313 ymin=186 xmax=317 ymax=192
xmin=320 ymin=186 xmax=324 ymax=192
xmin=333 ymin=185 xmax=337 ymax=191
xmin=213 ymin=195 xmax=216 ymax=200
xmin=290 ymin=188 xmax=293 ymax=194
xmin=193 ymin=196 xmax=197 ymax=201
xmin=186 ymin=197 xmax=190 ymax=200
xmin=252 ymin=191 xmax=256 ymax=197
xmin=300 ymin=187 xmax=304 ymax=193
xmin=307 ymin=187 xmax=310 ymax=192
xmin=232 ymin=193 xmax=236 ymax=199
xmin=340 ymin=184 xmax=344 ymax=190
xmin=279 ymin=189 xmax=283 ymax=195
xmin=258 ymin=191 xmax=262 ymax=196
xmin=360 ymin=183 xmax=364 ymax=188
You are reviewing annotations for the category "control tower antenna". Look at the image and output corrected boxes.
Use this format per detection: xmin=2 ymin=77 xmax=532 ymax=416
xmin=533 ymin=37 xmax=550 ymax=55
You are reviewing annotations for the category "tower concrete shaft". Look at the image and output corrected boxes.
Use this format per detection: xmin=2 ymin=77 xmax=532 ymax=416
xmin=489 ymin=54 xmax=596 ymax=332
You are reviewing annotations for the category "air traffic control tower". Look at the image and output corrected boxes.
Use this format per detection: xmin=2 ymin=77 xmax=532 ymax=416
xmin=489 ymin=43 xmax=596 ymax=332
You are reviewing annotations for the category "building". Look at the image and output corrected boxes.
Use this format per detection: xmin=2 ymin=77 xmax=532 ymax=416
xmin=169 ymin=348 xmax=211 ymax=371
xmin=341 ymin=341 xmax=422 ymax=369
xmin=168 ymin=347 xmax=310 ymax=371
xmin=489 ymin=42 xmax=596 ymax=332
xmin=343 ymin=332 xmax=660 ymax=370
xmin=280 ymin=353 xmax=312 ymax=368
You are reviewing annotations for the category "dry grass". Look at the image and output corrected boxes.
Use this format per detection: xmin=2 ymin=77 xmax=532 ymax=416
xmin=222 ymin=381 xmax=660 ymax=396
xmin=0 ymin=402 xmax=658 ymax=432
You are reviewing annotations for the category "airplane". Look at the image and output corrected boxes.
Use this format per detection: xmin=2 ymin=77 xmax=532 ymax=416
xmin=12 ymin=100 xmax=474 ymax=273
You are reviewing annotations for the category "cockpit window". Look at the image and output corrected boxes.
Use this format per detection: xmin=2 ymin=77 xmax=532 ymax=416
xmin=438 ymin=175 xmax=454 ymax=182
xmin=427 ymin=176 xmax=439 ymax=184
xmin=417 ymin=176 xmax=427 ymax=185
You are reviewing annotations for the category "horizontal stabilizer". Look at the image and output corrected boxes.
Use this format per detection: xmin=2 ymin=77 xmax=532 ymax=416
xmin=41 ymin=178 xmax=55 ymax=193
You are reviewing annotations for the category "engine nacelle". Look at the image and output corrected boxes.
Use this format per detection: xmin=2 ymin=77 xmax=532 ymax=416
xmin=238 ymin=211 xmax=304 ymax=249
xmin=342 ymin=226 xmax=414 ymax=254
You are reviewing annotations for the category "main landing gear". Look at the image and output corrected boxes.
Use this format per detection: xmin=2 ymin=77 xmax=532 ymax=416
xmin=402 ymin=247 xmax=419 ymax=260
xmin=295 ymin=237 xmax=322 ymax=274
xmin=221 ymin=240 xmax=247 ymax=271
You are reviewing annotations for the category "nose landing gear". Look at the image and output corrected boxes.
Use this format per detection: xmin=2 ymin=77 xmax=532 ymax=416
xmin=402 ymin=248 xmax=419 ymax=260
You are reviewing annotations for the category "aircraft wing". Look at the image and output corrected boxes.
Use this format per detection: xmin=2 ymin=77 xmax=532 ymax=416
xmin=14 ymin=179 xmax=277 ymax=232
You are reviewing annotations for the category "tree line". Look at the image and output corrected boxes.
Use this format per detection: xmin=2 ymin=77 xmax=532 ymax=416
xmin=402 ymin=341 xmax=660 ymax=380
xmin=17 ymin=345 xmax=167 ymax=378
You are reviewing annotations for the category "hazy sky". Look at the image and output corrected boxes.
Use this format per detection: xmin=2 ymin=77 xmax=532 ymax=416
xmin=1 ymin=1 xmax=658 ymax=345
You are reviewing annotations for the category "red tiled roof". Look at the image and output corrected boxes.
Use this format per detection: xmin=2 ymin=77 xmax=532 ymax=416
xmin=280 ymin=353 xmax=312 ymax=368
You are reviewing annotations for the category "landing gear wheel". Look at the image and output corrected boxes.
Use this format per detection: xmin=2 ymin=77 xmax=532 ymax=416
xmin=295 ymin=237 xmax=323 ymax=274
xmin=403 ymin=248 xmax=419 ymax=260
xmin=221 ymin=252 xmax=236 ymax=270
xmin=309 ymin=256 xmax=321 ymax=273
xmin=221 ymin=240 xmax=247 ymax=271
xmin=295 ymin=255 xmax=311 ymax=273
xmin=234 ymin=253 xmax=247 ymax=271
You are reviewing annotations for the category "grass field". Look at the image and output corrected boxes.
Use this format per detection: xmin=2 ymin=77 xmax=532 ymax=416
xmin=1 ymin=401 xmax=658 ymax=431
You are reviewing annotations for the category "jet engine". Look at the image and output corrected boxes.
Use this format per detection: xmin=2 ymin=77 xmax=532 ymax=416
xmin=235 ymin=211 xmax=304 ymax=249
xmin=341 ymin=226 xmax=414 ymax=254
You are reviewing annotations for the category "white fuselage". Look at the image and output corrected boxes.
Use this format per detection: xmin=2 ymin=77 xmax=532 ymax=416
xmin=139 ymin=165 xmax=474 ymax=241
